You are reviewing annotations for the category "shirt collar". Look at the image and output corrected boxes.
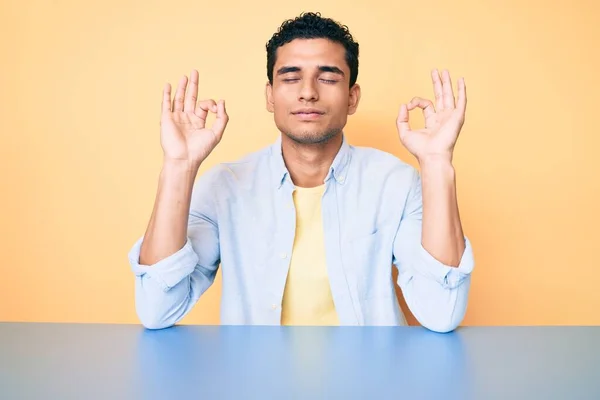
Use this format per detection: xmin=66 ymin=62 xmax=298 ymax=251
xmin=269 ymin=133 xmax=352 ymax=189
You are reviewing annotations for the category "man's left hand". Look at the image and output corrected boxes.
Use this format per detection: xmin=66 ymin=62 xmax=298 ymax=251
xmin=396 ymin=69 xmax=467 ymax=164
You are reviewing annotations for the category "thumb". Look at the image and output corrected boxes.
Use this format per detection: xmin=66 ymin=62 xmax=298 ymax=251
xmin=396 ymin=104 xmax=411 ymax=137
xmin=212 ymin=99 xmax=229 ymax=137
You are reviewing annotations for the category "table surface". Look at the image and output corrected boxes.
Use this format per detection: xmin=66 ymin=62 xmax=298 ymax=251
xmin=1 ymin=323 xmax=599 ymax=400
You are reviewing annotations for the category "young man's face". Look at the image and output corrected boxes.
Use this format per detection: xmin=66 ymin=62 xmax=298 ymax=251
xmin=266 ymin=38 xmax=360 ymax=145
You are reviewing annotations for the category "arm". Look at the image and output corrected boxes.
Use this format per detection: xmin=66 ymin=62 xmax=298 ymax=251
xmin=128 ymin=167 xmax=221 ymax=330
xmin=393 ymin=168 xmax=474 ymax=333
xmin=394 ymin=69 xmax=474 ymax=332
xmin=420 ymin=157 xmax=465 ymax=267
xmin=128 ymin=69 xmax=228 ymax=329
xmin=139 ymin=160 xmax=198 ymax=266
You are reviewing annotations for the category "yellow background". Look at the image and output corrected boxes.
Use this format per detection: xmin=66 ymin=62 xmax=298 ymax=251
xmin=1 ymin=0 xmax=598 ymax=326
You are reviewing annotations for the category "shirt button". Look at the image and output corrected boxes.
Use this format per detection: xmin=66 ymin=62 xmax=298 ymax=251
xmin=271 ymin=304 xmax=278 ymax=310
xmin=339 ymin=176 xmax=345 ymax=182
xmin=280 ymin=252 xmax=287 ymax=259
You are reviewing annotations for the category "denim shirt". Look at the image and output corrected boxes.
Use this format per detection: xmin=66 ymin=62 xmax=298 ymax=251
xmin=128 ymin=134 xmax=475 ymax=332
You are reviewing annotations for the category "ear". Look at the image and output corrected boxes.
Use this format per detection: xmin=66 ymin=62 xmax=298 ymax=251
xmin=265 ymin=81 xmax=274 ymax=113
xmin=347 ymin=83 xmax=361 ymax=115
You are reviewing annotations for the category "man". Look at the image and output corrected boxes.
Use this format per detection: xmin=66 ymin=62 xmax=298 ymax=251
xmin=128 ymin=12 xmax=474 ymax=332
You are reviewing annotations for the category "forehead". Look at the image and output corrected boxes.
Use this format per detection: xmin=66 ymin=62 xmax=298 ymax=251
xmin=275 ymin=38 xmax=347 ymax=71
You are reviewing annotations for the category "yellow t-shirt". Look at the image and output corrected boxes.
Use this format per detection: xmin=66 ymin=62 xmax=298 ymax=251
xmin=280 ymin=184 xmax=340 ymax=326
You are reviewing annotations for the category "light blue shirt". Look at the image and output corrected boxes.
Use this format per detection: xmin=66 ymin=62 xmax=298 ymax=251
xmin=128 ymin=134 xmax=475 ymax=332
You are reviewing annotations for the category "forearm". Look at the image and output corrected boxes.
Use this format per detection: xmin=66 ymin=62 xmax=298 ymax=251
xmin=419 ymin=157 xmax=465 ymax=267
xmin=139 ymin=160 xmax=199 ymax=265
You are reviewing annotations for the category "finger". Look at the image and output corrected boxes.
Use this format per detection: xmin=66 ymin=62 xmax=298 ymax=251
xmin=161 ymin=83 xmax=172 ymax=115
xmin=407 ymin=96 xmax=435 ymax=120
xmin=194 ymin=99 xmax=218 ymax=129
xmin=184 ymin=70 xmax=199 ymax=113
xmin=431 ymin=69 xmax=444 ymax=111
xmin=172 ymin=75 xmax=187 ymax=112
xmin=396 ymin=104 xmax=411 ymax=138
xmin=441 ymin=69 xmax=455 ymax=109
xmin=212 ymin=99 xmax=229 ymax=137
xmin=456 ymin=77 xmax=467 ymax=115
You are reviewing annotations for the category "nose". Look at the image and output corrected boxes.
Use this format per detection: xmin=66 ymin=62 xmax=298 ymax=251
xmin=298 ymin=79 xmax=319 ymax=102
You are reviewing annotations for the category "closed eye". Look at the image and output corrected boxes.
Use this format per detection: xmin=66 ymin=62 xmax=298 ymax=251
xmin=281 ymin=78 xmax=338 ymax=84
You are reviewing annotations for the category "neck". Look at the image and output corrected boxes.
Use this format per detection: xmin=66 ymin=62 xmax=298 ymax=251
xmin=281 ymin=133 xmax=343 ymax=188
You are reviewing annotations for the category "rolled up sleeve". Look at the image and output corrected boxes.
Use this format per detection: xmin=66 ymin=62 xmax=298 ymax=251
xmin=393 ymin=168 xmax=475 ymax=333
xmin=128 ymin=236 xmax=200 ymax=292
xmin=127 ymin=166 xmax=222 ymax=330
xmin=411 ymin=236 xmax=475 ymax=290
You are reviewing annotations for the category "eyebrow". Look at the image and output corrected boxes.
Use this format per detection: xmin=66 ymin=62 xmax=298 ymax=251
xmin=276 ymin=65 xmax=345 ymax=77
xmin=318 ymin=65 xmax=345 ymax=76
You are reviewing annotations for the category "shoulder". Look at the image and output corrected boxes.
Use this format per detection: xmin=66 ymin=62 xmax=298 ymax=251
xmin=194 ymin=143 xmax=272 ymax=192
xmin=349 ymin=144 xmax=418 ymax=184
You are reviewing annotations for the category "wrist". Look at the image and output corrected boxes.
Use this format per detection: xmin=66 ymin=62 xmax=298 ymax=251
xmin=418 ymin=156 xmax=455 ymax=180
xmin=161 ymin=159 xmax=200 ymax=185
xmin=162 ymin=158 xmax=201 ymax=173
xmin=417 ymin=153 xmax=454 ymax=168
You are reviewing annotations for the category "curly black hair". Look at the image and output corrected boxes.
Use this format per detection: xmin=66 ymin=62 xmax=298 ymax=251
xmin=266 ymin=12 xmax=359 ymax=88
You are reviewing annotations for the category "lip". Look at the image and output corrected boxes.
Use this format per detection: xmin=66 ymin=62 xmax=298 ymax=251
xmin=292 ymin=109 xmax=325 ymax=121
xmin=294 ymin=113 xmax=323 ymax=121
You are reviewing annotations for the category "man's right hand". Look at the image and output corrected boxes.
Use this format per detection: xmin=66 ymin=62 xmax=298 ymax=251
xmin=160 ymin=69 xmax=229 ymax=168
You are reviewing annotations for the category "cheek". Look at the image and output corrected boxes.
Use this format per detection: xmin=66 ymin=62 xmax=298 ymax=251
xmin=272 ymin=91 xmax=291 ymax=113
xmin=329 ymin=101 xmax=350 ymax=119
xmin=272 ymin=100 xmax=289 ymax=126
xmin=273 ymin=103 xmax=288 ymax=122
xmin=323 ymin=89 xmax=349 ymax=109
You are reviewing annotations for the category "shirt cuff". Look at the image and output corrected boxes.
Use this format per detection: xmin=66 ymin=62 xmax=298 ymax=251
xmin=414 ymin=236 xmax=475 ymax=289
xmin=127 ymin=237 xmax=199 ymax=292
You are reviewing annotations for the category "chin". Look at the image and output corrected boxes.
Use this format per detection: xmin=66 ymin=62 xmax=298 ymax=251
xmin=283 ymin=128 xmax=342 ymax=145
